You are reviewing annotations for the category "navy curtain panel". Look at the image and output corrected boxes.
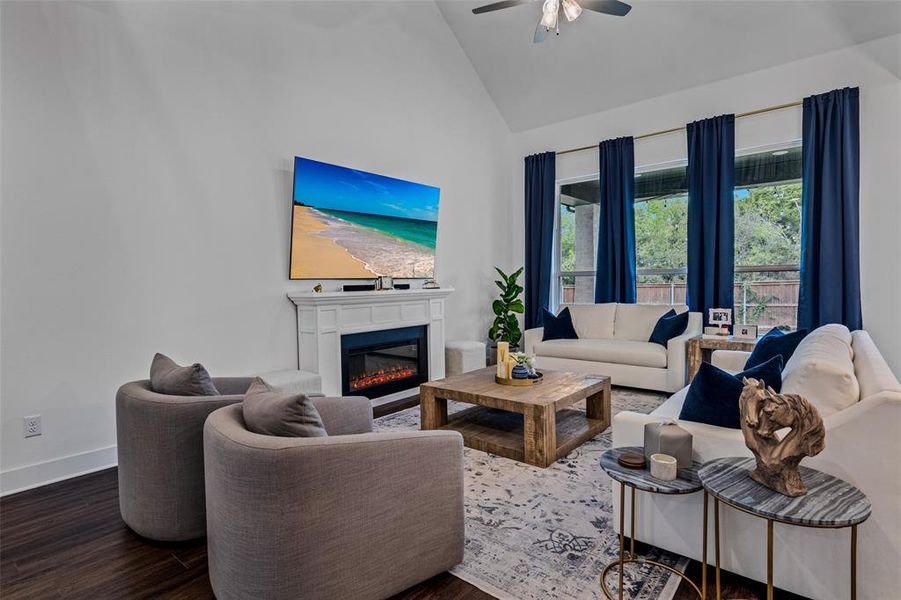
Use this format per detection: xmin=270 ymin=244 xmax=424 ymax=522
xmin=524 ymin=151 xmax=556 ymax=329
xmin=595 ymin=137 xmax=637 ymax=303
xmin=798 ymin=87 xmax=862 ymax=331
xmin=686 ymin=114 xmax=735 ymax=320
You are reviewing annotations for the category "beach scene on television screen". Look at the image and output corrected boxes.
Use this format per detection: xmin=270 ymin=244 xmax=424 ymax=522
xmin=291 ymin=157 xmax=439 ymax=280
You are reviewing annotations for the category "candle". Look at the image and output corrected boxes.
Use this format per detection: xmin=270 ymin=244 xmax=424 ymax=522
xmin=496 ymin=342 xmax=509 ymax=378
xmin=650 ymin=454 xmax=677 ymax=481
xmin=505 ymin=355 xmax=517 ymax=379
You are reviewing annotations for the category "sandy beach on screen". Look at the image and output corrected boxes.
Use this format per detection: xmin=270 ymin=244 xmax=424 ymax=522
xmin=291 ymin=205 xmax=375 ymax=279
xmin=291 ymin=205 xmax=436 ymax=279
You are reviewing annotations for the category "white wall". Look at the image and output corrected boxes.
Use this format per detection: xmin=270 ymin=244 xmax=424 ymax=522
xmin=0 ymin=1 xmax=513 ymax=493
xmin=511 ymin=34 xmax=901 ymax=374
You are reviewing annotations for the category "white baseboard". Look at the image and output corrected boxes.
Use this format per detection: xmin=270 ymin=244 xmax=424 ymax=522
xmin=0 ymin=445 xmax=118 ymax=497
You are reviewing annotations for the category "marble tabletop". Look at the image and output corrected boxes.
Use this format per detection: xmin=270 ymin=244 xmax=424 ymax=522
xmin=600 ymin=446 xmax=703 ymax=495
xmin=699 ymin=457 xmax=872 ymax=527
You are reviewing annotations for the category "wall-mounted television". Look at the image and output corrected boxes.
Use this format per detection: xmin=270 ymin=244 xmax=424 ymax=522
xmin=290 ymin=157 xmax=440 ymax=280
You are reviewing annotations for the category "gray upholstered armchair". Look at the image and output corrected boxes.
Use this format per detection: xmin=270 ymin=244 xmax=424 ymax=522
xmin=204 ymin=399 xmax=465 ymax=600
xmin=116 ymin=377 xmax=253 ymax=541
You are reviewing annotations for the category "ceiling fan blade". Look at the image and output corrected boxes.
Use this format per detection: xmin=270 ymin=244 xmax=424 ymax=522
xmin=472 ymin=0 xmax=534 ymax=14
xmin=533 ymin=21 xmax=548 ymax=43
xmin=578 ymin=0 xmax=631 ymax=17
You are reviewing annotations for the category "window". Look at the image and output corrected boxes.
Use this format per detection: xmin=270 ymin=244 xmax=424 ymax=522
xmin=733 ymin=144 xmax=802 ymax=328
xmin=558 ymin=168 xmax=690 ymax=307
xmin=554 ymin=142 xmax=802 ymax=330
xmin=557 ymin=181 xmax=598 ymax=304
xmin=634 ymin=163 xmax=688 ymax=304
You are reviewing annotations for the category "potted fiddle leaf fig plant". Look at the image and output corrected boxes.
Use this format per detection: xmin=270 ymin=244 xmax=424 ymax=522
xmin=488 ymin=266 xmax=525 ymax=350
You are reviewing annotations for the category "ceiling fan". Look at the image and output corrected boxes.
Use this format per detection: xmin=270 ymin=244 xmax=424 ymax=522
xmin=472 ymin=0 xmax=631 ymax=43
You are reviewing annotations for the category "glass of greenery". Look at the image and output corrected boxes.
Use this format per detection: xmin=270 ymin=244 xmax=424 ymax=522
xmin=488 ymin=267 xmax=524 ymax=349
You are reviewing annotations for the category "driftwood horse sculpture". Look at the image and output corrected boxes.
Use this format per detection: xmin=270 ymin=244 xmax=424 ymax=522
xmin=739 ymin=377 xmax=825 ymax=497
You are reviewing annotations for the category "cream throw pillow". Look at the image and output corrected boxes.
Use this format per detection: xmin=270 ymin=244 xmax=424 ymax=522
xmin=781 ymin=324 xmax=859 ymax=418
xmin=614 ymin=304 xmax=685 ymax=341
xmin=562 ymin=303 xmax=617 ymax=339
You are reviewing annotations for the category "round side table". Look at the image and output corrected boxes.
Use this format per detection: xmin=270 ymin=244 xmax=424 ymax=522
xmin=599 ymin=447 xmax=705 ymax=600
xmin=699 ymin=457 xmax=872 ymax=600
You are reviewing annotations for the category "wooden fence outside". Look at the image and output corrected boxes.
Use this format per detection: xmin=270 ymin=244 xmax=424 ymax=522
xmin=562 ymin=279 xmax=800 ymax=328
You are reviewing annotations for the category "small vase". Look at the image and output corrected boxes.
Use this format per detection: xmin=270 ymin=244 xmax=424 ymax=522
xmin=511 ymin=364 xmax=530 ymax=379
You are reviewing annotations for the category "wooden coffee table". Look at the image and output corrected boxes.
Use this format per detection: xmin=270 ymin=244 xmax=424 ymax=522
xmin=419 ymin=367 xmax=611 ymax=468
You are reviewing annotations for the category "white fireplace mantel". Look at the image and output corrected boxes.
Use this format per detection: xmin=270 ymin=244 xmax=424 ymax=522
xmin=287 ymin=287 xmax=454 ymax=403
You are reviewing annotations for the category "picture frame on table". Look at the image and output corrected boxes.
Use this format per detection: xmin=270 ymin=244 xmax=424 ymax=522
xmin=708 ymin=308 xmax=733 ymax=325
xmin=734 ymin=324 xmax=758 ymax=340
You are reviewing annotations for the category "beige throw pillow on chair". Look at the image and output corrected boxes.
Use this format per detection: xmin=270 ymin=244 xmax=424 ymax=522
xmin=242 ymin=377 xmax=327 ymax=437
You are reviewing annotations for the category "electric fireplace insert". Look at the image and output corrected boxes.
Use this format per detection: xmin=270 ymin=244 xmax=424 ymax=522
xmin=340 ymin=325 xmax=428 ymax=398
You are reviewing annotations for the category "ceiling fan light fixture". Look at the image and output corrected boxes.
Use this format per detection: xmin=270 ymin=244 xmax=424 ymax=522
xmin=540 ymin=0 xmax=559 ymax=29
xmin=561 ymin=0 xmax=582 ymax=21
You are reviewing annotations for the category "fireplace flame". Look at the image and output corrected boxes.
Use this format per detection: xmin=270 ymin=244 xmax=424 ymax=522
xmin=350 ymin=365 xmax=417 ymax=390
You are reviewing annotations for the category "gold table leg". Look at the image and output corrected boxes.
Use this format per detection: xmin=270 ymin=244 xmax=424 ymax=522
xmin=600 ymin=483 xmax=704 ymax=600
xmin=766 ymin=519 xmax=774 ymax=600
xmin=702 ymin=491 xmax=708 ymax=599
xmin=851 ymin=524 xmax=857 ymax=600
xmin=630 ymin=486 xmax=636 ymax=558
xmin=618 ymin=482 xmax=625 ymax=600
xmin=714 ymin=497 xmax=721 ymax=600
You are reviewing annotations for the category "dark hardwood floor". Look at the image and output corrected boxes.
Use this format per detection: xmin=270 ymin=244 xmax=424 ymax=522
xmin=0 ymin=467 xmax=808 ymax=600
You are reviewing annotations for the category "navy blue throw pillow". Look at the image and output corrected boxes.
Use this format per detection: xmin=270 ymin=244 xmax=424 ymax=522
xmin=541 ymin=307 xmax=579 ymax=341
xmin=745 ymin=328 xmax=807 ymax=369
xmin=678 ymin=355 xmax=784 ymax=429
xmin=649 ymin=309 xmax=689 ymax=346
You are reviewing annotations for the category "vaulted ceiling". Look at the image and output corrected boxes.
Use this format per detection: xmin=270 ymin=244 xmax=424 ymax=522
xmin=436 ymin=1 xmax=901 ymax=132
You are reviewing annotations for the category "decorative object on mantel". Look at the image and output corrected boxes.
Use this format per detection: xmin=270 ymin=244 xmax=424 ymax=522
xmin=488 ymin=266 xmax=525 ymax=350
xmin=422 ymin=279 xmax=440 ymax=289
xmin=644 ymin=421 xmax=693 ymax=468
xmin=738 ymin=377 xmax=825 ymax=497
xmin=312 ymin=283 xmax=323 ymax=293
xmin=376 ymin=275 xmax=394 ymax=290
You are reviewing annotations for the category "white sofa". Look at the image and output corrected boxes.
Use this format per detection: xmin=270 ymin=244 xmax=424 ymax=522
xmin=612 ymin=325 xmax=901 ymax=600
xmin=524 ymin=303 xmax=702 ymax=393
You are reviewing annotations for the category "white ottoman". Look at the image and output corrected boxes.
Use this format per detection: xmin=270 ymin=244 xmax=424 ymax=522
xmin=445 ymin=341 xmax=486 ymax=376
xmin=256 ymin=369 xmax=323 ymax=397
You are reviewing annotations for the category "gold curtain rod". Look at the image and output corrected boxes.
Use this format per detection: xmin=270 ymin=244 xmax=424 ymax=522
xmin=555 ymin=100 xmax=803 ymax=156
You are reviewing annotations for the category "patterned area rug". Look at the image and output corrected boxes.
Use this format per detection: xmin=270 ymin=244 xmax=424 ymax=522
xmin=375 ymin=387 xmax=688 ymax=600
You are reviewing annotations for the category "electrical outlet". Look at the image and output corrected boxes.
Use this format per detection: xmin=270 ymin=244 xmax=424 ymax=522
xmin=24 ymin=415 xmax=41 ymax=438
